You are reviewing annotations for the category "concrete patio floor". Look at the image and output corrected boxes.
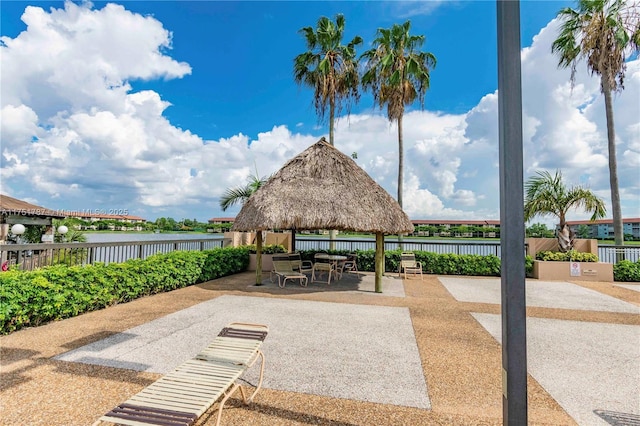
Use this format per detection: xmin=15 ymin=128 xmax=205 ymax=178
xmin=1 ymin=271 xmax=638 ymax=425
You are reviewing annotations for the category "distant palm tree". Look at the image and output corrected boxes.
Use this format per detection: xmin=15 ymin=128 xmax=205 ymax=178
xmin=219 ymin=173 xmax=269 ymax=211
xmin=293 ymin=14 xmax=362 ymax=146
xmin=551 ymin=0 xmax=640 ymax=246
xmin=524 ymin=170 xmax=606 ymax=252
xmin=361 ymin=20 xmax=436 ymax=210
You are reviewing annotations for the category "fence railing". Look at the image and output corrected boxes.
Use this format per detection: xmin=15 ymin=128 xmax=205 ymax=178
xmin=1 ymin=238 xmax=637 ymax=271
xmin=295 ymin=238 xmax=504 ymax=256
xmin=0 ymin=239 xmax=228 ymax=270
xmin=295 ymin=239 xmax=639 ymax=264
xmin=598 ymin=245 xmax=640 ymax=264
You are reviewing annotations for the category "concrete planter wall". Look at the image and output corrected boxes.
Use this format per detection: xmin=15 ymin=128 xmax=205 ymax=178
xmin=248 ymin=253 xmax=275 ymax=272
xmin=526 ymin=238 xmax=598 ymax=256
xmin=532 ymin=260 xmax=613 ymax=282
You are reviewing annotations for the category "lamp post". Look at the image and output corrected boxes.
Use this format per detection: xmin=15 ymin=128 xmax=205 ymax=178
xmin=57 ymin=225 xmax=69 ymax=242
xmin=10 ymin=224 xmax=26 ymax=244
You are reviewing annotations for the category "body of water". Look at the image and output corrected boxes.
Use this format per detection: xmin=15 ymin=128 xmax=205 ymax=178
xmin=84 ymin=232 xmax=224 ymax=243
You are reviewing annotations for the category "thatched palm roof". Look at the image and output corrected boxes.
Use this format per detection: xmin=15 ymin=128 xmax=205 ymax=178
xmin=232 ymin=138 xmax=414 ymax=234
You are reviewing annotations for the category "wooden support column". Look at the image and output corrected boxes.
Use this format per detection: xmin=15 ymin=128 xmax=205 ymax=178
xmin=255 ymin=231 xmax=263 ymax=285
xmin=375 ymin=232 xmax=384 ymax=293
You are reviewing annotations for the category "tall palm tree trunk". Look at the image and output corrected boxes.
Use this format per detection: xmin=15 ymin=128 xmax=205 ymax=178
xmin=329 ymin=98 xmax=338 ymax=250
xmin=397 ymin=115 xmax=404 ymax=208
xmin=329 ymin=97 xmax=335 ymax=146
xmin=397 ymin=115 xmax=404 ymax=247
xmin=602 ymin=76 xmax=624 ymax=248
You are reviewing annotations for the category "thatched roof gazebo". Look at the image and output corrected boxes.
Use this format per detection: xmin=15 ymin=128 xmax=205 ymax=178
xmin=232 ymin=137 xmax=414 ymax=292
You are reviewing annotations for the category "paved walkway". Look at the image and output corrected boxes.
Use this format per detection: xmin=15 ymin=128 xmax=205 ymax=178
xmin=56 ymin=295 xmax=429 ymax=409
xmin=439 ymin=277 xmax=639 ymax=426
xmin=1 ymin=272 xmax=638 ymax=425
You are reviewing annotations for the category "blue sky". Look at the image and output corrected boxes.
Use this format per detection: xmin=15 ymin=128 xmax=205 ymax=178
xmin=1 ymin=0 xmax=567 ymax=141
xmin=1 ymin=1 xmax=639 ymax=224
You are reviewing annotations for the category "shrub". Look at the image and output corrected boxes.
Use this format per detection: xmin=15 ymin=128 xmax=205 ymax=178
xmin=295 ymin=249 xmax=502 ymax=277
xmin=525 ymin=255 xmax=534 ymax=277
xmin=613 ymin=260 xmax=640 ymax=282
xmin=535 ymin=250 xmax=598 ymax=262
xmin=244 ymin=244 xmax=286 ymax=254
xmin=0 ymin=247 xmax=249 ymax=335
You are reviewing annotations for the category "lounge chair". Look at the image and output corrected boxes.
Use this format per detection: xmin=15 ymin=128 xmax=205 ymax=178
xmin=399 ymin=252 xmax=423 ymax=280
xmin=271 ymin=254 xmax=308 ymax=288
xmin=93 ymin=323 xmax=268 ymax=426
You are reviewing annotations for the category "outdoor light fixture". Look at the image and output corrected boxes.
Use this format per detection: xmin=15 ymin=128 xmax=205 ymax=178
xmin=57 ymin=225 xmax=68 ymax=235
xmin=10 ymin=224 xmax=25 ymax=236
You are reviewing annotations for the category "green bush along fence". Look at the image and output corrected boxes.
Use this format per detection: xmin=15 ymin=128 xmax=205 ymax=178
xmin=613 ymin=260 xmax=640 ymax=282
xmin=0 ymin=247 xmax=249 ymax=335
xmin=297 ymin=249 xmax=502 ymax=277
xmin=298 ymin=248 xmax=637 ymax=282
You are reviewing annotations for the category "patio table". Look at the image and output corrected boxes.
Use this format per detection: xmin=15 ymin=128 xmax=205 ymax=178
xmin=314 ymin=254 xmax=348 ymax=280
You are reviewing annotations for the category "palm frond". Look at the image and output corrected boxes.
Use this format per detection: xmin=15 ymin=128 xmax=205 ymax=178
xmin=293 ymin=14 xmax=362 ymax=132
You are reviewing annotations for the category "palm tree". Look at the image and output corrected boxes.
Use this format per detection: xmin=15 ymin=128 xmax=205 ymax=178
xmin=552 ymin=0 xmax=640 ymax=247
xmin=293 ymin=14 xmax=362 ymax=146
xmin=294 ymin=14 xmax=361 ymax=248
xmin=524 ymin=170 xmax=606 ymax=252
xmin=219 ymin=174 xmax=269 ymax=212
xmin=220 ymin=172 xmax=270 ymax=285
xmin=360 ymin=20 xmax=436 ymax=210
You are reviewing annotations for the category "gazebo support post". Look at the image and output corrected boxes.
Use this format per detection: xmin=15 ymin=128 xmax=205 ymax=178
xmin=375 ymin=232 xmax=384 ymax=293
xmin=255 ymin=231 xmax=263 ymax=285
xmin=291 ymin=229 xmax=296 ymax=252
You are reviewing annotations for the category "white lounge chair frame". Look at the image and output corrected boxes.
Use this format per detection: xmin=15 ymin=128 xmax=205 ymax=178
xmin=271 ymin=255 xmax=308 ymax=288
xmin=93 ymin=322 xmax=268 ymax=426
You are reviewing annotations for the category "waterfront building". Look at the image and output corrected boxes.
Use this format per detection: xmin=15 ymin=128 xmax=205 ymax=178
xmin=566 ymin=218 xmax=640 ymax=240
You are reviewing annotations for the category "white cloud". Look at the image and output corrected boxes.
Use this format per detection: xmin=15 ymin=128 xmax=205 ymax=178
xmin=1 ymin=4 xmax=638 ymax=223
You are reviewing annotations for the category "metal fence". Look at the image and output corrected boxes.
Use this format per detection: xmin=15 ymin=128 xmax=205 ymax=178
xmin=0 ymin=238 xmax=227 ymax=270
xmin=295 ymin=239 xmax=639 ymax=264
xmin=295 ymin=238 xmax=504 ymax=256
xmin=1 ymin=237 xmax=637 ymax=271
xmin=598 ymin=245 xmax=640 ymax=263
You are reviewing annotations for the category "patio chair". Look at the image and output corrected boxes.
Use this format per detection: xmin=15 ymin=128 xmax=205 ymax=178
xmin=338 ymin=253 xmax=358 ymax=275
xmin=289 ymin=252 xmax=313 ymax=276
xmin=93 ymin=322 xmax=269 ymax=426
xmin=312 ymin=253 xmax=337 ymax=285
xmin=399 ymin=252 xmax=423 ymax=280
xmin=271 ymin=254 xmax=308 ymax=288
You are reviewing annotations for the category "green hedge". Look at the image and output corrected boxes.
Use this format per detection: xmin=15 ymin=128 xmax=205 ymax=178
xmin=613 ymin=260 xmax=640 ymax=282
xmin=297 ymin=249 xmax=501 ymax=277
xmin=0 ymin=247 xmax=249 ymax=334
xmin=535 ymin=250 xmax=598 ymax=262
xmin=244 ymin=244 xmax=286 ymax=254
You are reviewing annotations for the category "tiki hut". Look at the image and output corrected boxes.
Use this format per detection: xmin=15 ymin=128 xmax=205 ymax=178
xmin=232 ymin=137 xmax=414 ymax=292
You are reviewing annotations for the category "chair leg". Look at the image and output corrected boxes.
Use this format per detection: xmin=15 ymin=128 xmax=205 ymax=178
xmin=215 ymin=382 xmax=242 ymax=426
xmin=242 ymin=350 xmax=265 ymax=402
